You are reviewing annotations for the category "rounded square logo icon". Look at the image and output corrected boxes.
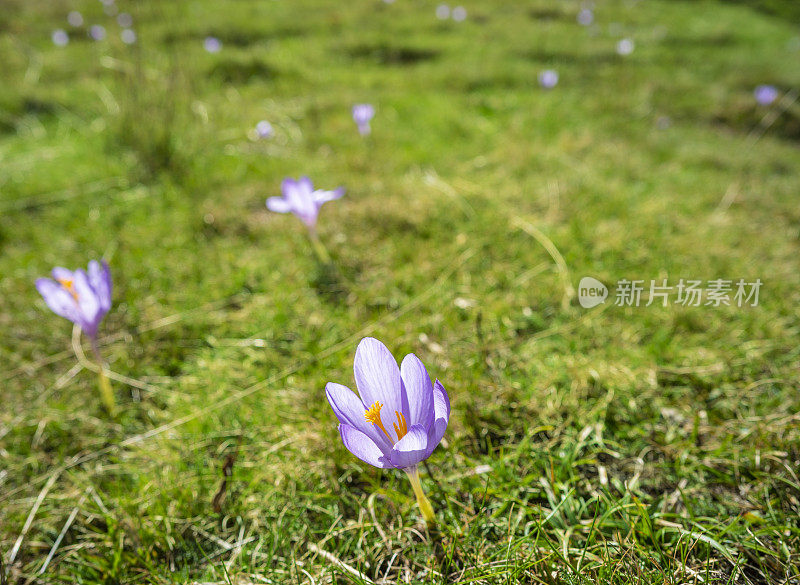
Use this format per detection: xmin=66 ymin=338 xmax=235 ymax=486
xmin=578 ymin=277 xmax=608 ymax=308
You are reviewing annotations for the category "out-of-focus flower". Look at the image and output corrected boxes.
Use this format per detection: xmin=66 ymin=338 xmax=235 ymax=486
xmin=52 ymin=29 xmax=69 ymax=47
xmin=256 ymin=120 xmax=274 ymax=139
xmin=117 ymin=12 xmax=133 ymax=28
xmin=67 ymin=11 xmax=83 ymax=27
xmin=452 ymin=6 xmax=467 ymax=21
xmin=754 ymin=85 xmax=779 ymax=106
xmin=266 ymin=177 xmax=344 ymax=230
xmin=538 ymin=69 xmax=559 ymax=89
xmin=326 ymin=337 xmax=450 ymax=525
xmin=121 ymin=29 xmax=136 ymax=44
xmin=436 ymin=4 xmax=450 ymax=19
xmin=36 ymin=260 xmax=112 ymax=341
xmin=89 ymin=25 xmax=107 ymax=41
xmin=204 ymin=36 xmax=222 ymax=53
xmin=616 ymin=38 xmax=634 ymax=55
xmin=352 ymin=104 xmax=375 ymax=136
xmin=577 ymin=8 xmax=593 ymax=26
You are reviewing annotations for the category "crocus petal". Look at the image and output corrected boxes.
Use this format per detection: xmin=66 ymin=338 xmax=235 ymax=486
xmin=425 ymin=379 xmax=451 ymax=457
xmin=354 ymin=337 xmax=404 ymax=437
xmin=297 ymin=176 xmax=314 ymax=195
xmin=282 ymin=177 xmax=317 ymax=226
xmin=266 ymin=196 xmax=292 ymax=213
xmin=312 ymin=187 xmax=345 ymax=205
xmin=88 ymin=260 xmax=112 ymax=313
xmin=400 ymin=353 xmax=434 ymax=429
xmin=51 ymin=267 xmax=74 ymax=282
xmin=73 ymin=269 xmax=101 ymax=336
xmin=36 ymin=278 xmax=82 ymax=325
xmin=326 ymin=382 xmax=393 ymax=453
xmin=339 ymin=424 xmax=392 ymax=468
xmin=389 ymin=425 xmax=429 ymax=468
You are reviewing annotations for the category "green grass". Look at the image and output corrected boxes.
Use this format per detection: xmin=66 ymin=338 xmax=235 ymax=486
xmin=2 ymin=0 xmax=800 ymax=582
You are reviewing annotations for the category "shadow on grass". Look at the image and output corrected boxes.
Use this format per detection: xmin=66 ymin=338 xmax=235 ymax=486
xmin=345 ymin=43 xmax=440 ymax=66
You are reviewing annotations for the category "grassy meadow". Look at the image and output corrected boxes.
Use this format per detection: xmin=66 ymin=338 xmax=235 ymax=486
xmin=2 ymin=0 xmax=800 ymax=582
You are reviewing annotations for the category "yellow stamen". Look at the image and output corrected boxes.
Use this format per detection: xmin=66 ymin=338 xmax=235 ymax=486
xmin=365 ymin=403 xmax=410 ymax=442
xmin=56 ymin=278 xmax=80 ymax=302
xmin=393 ymin=410 xmax=408 ymax=441
xmin=364 ymin=401 xmax=393 ymax=441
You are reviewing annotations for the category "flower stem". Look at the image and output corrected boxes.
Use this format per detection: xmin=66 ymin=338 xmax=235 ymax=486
xmin=308 ymin=229 xmax=332 ymax=265
xmin=405 ymin=466 xmax=436 ymax=527
xmin=91 ymin=338 xmax=116 ymax=416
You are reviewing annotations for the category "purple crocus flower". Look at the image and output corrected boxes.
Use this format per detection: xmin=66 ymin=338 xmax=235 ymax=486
xmin=326 ymin=337 xmax=450 ymax=524
xmin=352 ymin=104 xmax=375 ymax=136
xmin=204 ymin=36 xmax=222 ymax=53
xmin=89 ymin=25 xmax=106 ymax=41
xmin=538 ymin=69 xmax=559 ymax=89
xmin=325 ymin=337 xmax=450 ymax=470
xmin=266 ymin=177 xmax=344 ymax=230
xmin=35 ymin=260 xmax=112 ymax=341
xmin=255 ymin=120 xmax=273 ymax=139
xmin=754 ymin=85 xmax=779 ymax=106
xmin=52 ymin=29 xmax=69 ymax=47
xmin=577 ymin=8 xmax=594 ymax=26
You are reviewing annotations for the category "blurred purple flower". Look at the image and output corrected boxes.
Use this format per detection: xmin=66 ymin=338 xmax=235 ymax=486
xmin=256 ymin=120 xmax=274 ymax=139
xmin=754 ymin=85 xmax=779 ymax=106
xmin=352 ymin=104 xmax=375 ymax=136
xmin=89 ymin=25 xmax=106 ymax=41
xmin=325 ymin=337 xmax=450 ymax=470
xmin=436 ymin=4 xmax=450 ymax=19
xmin=452 ymin=6 xmax=467 ymax=21
xmin=577 ymin=8 xmax=593 ymax=26
xmin=204 ymin=36 xmax=222 ymax=53
xmin=538 ymin=69 xmax=559 ymax=89
xmin=36 ymin=260 xmax=112 ymax=340
xmin=52 ymin=29 xmax=69 ymax=47
xmin=67 ymin=11 xmax=83 ymax=27
xmin=266 ymin=176 xmax=344 ymax=230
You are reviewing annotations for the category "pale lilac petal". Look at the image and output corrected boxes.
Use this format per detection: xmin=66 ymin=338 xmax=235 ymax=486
xmin=266 ymin=196 xmax=292 ymax=213
xmin=312 ymin=187 xmax=345 ymax=205
xmin=282 ymin=177 xmax=317 ymax=226
xmin=399 ymin=353 xmax=434 ymax=429
xmin=52 ymin=267 xmax=74 ymax=282
xmin=297 ymin=176 xmax=314 ymax=195
xmin=425 ymin=379 xmax=450 ymax=456
xmin=88 ymin=260 xmax=112 ymax=313
xmin=389 ymin=425 xmax=429 ymax=468
xmin=36 ymin=278 xmax=81 ymax=325
xmin=354 ymin=337 xmax=404 ymax=436
xmin=340 ymin=424 xmax=392 ymax=468
xmin=73 ymin=269 xmax=101 ymax=336
xmin=326 ymin=382 xmax=393 ymax=453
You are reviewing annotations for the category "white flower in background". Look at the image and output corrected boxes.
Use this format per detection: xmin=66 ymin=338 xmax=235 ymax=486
xmin=121 ymin=29 xmax=136 ymax=44
xmin=616 ymin=38 xmax=634 ymax=55
xmin=67 ymin=11 xmax=83 ymax=27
